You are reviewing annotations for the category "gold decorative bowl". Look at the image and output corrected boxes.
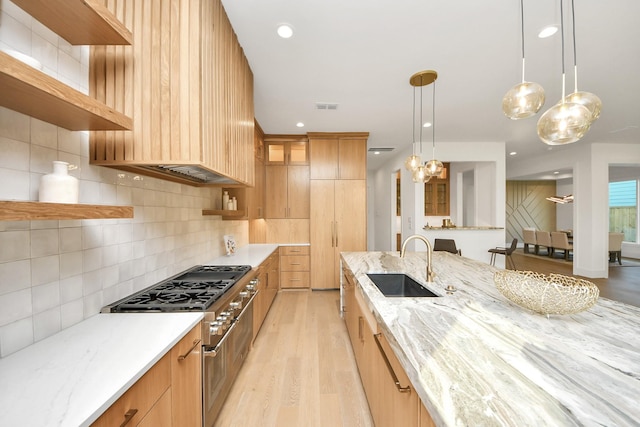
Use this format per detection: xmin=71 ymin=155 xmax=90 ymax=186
xmin=493 ymin=270 xmax=599 ymax=315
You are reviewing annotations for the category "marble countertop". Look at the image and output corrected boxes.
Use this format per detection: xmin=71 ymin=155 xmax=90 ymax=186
xmin=341 ymin=251 xmax=640 ymax=427
xmin=0 ymin=312 xmax=202 ymax=427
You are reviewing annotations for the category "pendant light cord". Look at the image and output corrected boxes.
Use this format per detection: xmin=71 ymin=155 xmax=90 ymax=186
xmin=412 ymin=86 xmax=416 ymax=155
xmin=560 ymin=0 xmax=566 ymax=99
xmin=432 ymin=81 xmax=436 ymax=158
xmin=570 ymin=0 xmax=578 ymax=92
xmin=419 ymin=76 xmax=424 ymax=155
xmin=520 ymin=0 xmax=525 ymax=82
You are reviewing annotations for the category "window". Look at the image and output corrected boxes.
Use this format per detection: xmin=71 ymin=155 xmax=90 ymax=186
xmin=609 ymin=180 xmax=637 ymax=243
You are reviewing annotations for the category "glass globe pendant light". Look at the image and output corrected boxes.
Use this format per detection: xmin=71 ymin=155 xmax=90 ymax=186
xmin=404 ymin=86 xmax=421 ymax=172
xmin=502 ymin=0 xmax=545 ymax=120
xmin=563 ymin=0 xmax=602 ymax=123
xmin=408 ymin=70 xmax=438 ymax=182
xmin=537 ymin=0 xmax=591 ymax=145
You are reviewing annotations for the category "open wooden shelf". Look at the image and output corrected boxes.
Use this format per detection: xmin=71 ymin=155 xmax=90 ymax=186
xmin=11 ymin=0 xmax=132 ymax=45
xmin=0 ymin=201 xmax=133 ymax=221
xmin=0 ymin=51 xmax=132 ymax=131
xmin=202 ymin=209 xmax=245 ymax=218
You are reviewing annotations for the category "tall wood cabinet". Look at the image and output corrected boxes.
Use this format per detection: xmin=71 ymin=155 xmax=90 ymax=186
xmin=309 ymin=132 xmax=368 ymax=289
xmin=308 ymin=133 xmax=368 ymax=180
xmin=89 ymin=0 xmax=254 ymax=186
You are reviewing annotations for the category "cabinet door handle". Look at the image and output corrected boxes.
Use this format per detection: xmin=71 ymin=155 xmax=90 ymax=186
xmin=335 ymin=221 xmax=339 ymax=247
xmin=332 ymin=221 xmax=336 ymax=247
xmin=374 ymin=333 xmax=411 ymax=394
xmin=120 ymin=409 xmax=138 ymax=427
xmin=358 ymin=316 xmax=363 ymax=341
xmin=177 ymin=339 xmax=201 ymax=361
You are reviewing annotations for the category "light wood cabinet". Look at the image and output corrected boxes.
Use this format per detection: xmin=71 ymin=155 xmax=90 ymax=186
xmin=265 ymin=137 xmax=308 ymax=165
xmin=342 ymin=265 xmax=434 ymax=427
xmin=204 ymin=122 xmax=266 ymax=220
xmin=310 ymin=180 xmax=366 ymax=289
xmin=253 ymin=248 xmax=279 ymax=342
xmin=279 ymin=245 xmax=310 ymax=289
xmin=308 ymin=133 xmax=368 ymax=180
xmin=424 ymin=163 xmax=450 ymax=216
xmin=265 ymin=165 xmax=309 ymax=219
xmin=91 ymin=325 xmax=202 ymax=427
xmin=170 ymin=326 xmax=202 ymax=427
xmin=90 ymin=0 xmax=254 ymax=187
xmin=91 ymin=353 xmax=171 ymax=427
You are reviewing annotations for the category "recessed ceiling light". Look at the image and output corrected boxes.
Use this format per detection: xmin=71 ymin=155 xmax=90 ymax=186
xmin=423 ymin=122 xmax=432 ymax=128
xmin=554 ymin=171 xmax=560 ymax=174
xmin=509 ymin=151 xmax=517 ymax=156
xmin=538 ymin=25 xmax=558 ymax=38
xmin=296 ymin=122 xmax=304 ymax=127
xmin=277 ymin=24 xmax=293 ymax=39
xmin=373 ymin=151 xmax=381 ymax=155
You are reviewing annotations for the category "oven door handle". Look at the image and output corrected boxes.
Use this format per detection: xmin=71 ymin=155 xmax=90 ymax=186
xmin=203 ymin=290 xmax=258 ymax=358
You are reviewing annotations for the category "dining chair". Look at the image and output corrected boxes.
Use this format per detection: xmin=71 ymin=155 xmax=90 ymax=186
xmin=550 ymin=231 xmax=573 ymax=260
xmin=609 ymin=232 xmax=624 ymax=265
xmin=522 ymin=229 xmax=536 ymax=254
xmin=535 ymin=231 xmax=552 ymax=256
xmin=488 ymin=238 xmax=518 ymax=269
xmin=433 ymin=238 xmax=461 ymax=255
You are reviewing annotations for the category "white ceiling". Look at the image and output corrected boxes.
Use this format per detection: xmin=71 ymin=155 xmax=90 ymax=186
xmin=221 ymin=0 xmax=640 ymax=176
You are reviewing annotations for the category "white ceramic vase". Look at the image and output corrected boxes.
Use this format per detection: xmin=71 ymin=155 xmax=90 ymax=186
xmin=39 ymin=161 xmax=79 ymax=203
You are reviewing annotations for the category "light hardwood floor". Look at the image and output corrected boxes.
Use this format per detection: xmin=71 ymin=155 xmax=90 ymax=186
xmin=215 ymin=290 xmax=373 ymax=427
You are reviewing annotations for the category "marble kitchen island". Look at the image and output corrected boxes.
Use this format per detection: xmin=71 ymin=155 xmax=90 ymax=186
xmin=341 ymin=251 xmax=640 ymax=426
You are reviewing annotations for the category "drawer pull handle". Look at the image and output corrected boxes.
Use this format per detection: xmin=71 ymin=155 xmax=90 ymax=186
xmin=178 ymin=339 xmax=201 ymax=361
xmin=374 ymin=333 xmax=411 ymax=394
xmin=290 ymin=278 xmax=301 ymax=281
xmin=120 ymin=409 xmax=138 ymax=427
xmin=290 ymin=263 xmax=301 ymax=266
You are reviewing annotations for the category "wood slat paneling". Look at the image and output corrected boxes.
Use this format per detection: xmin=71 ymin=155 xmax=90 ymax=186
xmin=506 ymin=181 xmax=557 ymax=242
xmin=90 ymin=0 xmax=254 ymax=186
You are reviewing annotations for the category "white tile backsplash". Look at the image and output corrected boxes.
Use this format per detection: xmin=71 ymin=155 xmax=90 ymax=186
xmin=30 ymin=255 xmax=59 ymax=286
xmin=0 ymin=0 xmax=249 ymax=358
xmin=31 ymin=281 xmax=60 ymax=313
xmin=0 ymin=230 xmax=30 ymax=263
xmin=30 ymin=228 xmax=59 ymax=257
xmin=33 ymin=307 xmax=61 ymax=341
xmin=0 ymin=136 xmax=30 ymax=170
xmin=59 ymin=251 xmax=82 ymax=279
xmin=0 ymin=259 xmax=30 ymax=296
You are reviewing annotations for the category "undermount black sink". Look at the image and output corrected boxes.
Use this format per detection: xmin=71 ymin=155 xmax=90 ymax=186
xmin=366 ymin=273 xmax=440 ymax=297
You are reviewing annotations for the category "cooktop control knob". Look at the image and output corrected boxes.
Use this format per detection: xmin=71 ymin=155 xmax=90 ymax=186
xmin=229 ymin=301 xmax=241 ymax=309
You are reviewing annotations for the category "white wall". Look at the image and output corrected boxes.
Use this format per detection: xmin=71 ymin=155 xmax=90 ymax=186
xmin=556 ymin=178 xmax=574 ymax=231
xmin=369 ymin=141 xmax=506 ymax=252
xmin=0 ymin=1 xmax=247 ymax=357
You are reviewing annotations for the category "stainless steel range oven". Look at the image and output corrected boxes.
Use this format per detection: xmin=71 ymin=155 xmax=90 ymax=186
xmin=102 ymin=264 xmax=258 ymax=427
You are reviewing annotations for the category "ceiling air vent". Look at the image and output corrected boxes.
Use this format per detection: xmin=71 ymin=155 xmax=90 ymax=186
xmin=315 ymin=102 xmax=338 ymax=110
xmin=368 ymin=147 xmax=395 ymax=152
